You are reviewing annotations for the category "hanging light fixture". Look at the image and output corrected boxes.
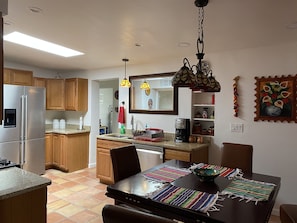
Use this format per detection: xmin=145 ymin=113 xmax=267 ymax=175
xmin=120 ymin=58 xmax=131 ymax=88
xmin=140 ymin=80 xmax=150 ymax=90
xmin=172 ymin=0 xmax=220 ymax=92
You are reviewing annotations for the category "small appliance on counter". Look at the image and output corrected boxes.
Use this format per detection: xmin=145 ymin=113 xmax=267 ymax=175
xmin=133 ymin=128 xmax=164 ymax=142
xmin=175 ymin=118 xmax=190 ymax=143
xmin=0 ymin=157 xmax=20 ymax=169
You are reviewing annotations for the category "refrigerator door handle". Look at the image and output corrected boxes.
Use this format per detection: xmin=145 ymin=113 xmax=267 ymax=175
xmin=20 ymin=95 xmax=27 ymax=166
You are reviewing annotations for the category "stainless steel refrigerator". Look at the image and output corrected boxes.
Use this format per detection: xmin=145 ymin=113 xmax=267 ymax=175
xmin=0 ymin=84 xmax=45 ymax=175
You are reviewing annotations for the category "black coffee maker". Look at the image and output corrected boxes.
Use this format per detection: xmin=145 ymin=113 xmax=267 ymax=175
xmin=175 ymin=118 xmax=190 ymax=143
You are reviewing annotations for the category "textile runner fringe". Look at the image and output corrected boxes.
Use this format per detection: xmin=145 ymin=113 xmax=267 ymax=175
xmin=220 ymin=177 xmax=276 ymax=204
xmin=150 ymin=184 xmax=220 ymax=215
xmin=143 ymin=166 xmax=191 ymax=183
xmin=189 ymin=163 xmax=242 ymax=179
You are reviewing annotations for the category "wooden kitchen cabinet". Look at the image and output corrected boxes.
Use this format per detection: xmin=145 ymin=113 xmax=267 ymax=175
xmin=0 ymin=186 xmax=47 ymax=223
xmin=45 ymin=133 xmax=53 ymax=169
xmin=165 ymin=149 xmax=190 ymax=162
xmin=52 ymin=134 xmax=65 ymax=170
xmin=4 ymin=68 xmax=33 ymax=86
xmin=50 ymin=133 xmax=89 ymax=172
xmin=96 ymin=139 xmax=130 ymax=184
xmin=164 ymin=145 xmax=209 ymax=163
xmin=46 ymin=78 xmax=65 ymax=110
xmin=33 ymin=77 xmax=46 ymax=87
xmin=65 ymin=78 xmax=88 ymax=112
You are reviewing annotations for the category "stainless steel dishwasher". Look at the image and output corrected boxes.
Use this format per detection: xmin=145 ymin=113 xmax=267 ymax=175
xmin=133 ymin=143 xmax=164 ymax=171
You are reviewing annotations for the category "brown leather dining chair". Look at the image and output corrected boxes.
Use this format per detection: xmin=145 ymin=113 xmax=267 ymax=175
xmin=110 ymin=145 xmax=141 ymax=183
xmin=102 ymin=204 xmax=176 ymax=223
xmin=221 ymin=142 xmax=253 ymax=175
xmin=280 ymin=204 xmax=297 ymax=223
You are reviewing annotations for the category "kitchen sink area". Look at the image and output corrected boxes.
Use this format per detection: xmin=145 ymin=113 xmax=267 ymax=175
xmin=106 ymin=128 xmax=165 ymax=142
xmin=106 ymin=134 xmax=134 ymax=139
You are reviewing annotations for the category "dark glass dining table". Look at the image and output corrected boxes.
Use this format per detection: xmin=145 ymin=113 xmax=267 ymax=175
xmin=106 ymin=159 xmax=281 ymax=223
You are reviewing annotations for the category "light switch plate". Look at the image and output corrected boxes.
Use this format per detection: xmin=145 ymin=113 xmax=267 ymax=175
xmin=230 ymin=123 xmax=244 ymax=133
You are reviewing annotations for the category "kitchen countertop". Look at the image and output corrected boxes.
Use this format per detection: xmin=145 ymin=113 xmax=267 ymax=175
xmin=97 ymin=134 xmax=209 ymax=152
xmin=0 ymin=167 xmax=51 ymax=200
xmin=46 ymin=125 xmax=90 ymax=135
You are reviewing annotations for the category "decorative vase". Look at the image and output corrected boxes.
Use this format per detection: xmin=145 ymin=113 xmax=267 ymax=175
xmin=265 ymin=105 xmax=282 ymax=116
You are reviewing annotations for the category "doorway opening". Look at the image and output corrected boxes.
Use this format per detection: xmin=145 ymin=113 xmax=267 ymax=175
xmin=98 ymin=79 xmax=119 ymax=134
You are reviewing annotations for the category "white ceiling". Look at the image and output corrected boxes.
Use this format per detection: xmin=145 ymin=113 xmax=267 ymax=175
xmin=3 ymin=0 xmax=297 ymax=72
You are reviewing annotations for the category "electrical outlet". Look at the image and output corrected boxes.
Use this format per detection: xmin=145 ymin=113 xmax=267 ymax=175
xmin=230 ymin=123 xmax=244 ymax=133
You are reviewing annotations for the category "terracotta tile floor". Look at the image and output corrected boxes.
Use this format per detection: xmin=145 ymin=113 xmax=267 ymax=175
xmin=43 ymin=167 xmax=280 ymax=223
xmin=43 ymin=168 xmax=113 ymax=223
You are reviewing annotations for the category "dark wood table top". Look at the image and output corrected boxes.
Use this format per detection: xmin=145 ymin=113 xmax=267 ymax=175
xmin=106 ymin=160 xmax=281 ymax=223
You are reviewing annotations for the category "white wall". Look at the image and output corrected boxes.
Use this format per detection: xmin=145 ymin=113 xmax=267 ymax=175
xmin=5 ymin=41 xmax=297 ymax=214
xmin=73 ymin=41 xmax=297 ymax=214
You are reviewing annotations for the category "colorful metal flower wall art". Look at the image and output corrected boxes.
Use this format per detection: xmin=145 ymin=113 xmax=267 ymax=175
xmin=262 ymin=81 xmax=290 ymax=113
xmin=254 ymin=75 xmax=297 ymax=122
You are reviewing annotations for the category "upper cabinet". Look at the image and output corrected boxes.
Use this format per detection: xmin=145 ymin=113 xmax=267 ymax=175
xmin=3 ymin=67 xmax=88 ymax=112
xmin=65 ymin=78 xmax=88 ymax=112
xmin=33 ymin=77 xmax=46 ymax=87
xmin=46 ymin=78 xmax=88 ymax=112
xmin=4 ymin=68 xmax=33 ymax=86
xmin=46 ymin=79 xmax=65 ymax=110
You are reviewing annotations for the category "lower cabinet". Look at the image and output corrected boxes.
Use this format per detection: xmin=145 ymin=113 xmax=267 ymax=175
xmin=96 ymin=139 xmax=130 ymax=184
xmin=45 ymin=133 xmax=53 ymax=169
xmin=0 ymin=187 xmax=47 ymax=223
xmin=46 ymin=132 xmax=89 ymax=172
xmin=164 ymin=145 xmax=209 ymax=163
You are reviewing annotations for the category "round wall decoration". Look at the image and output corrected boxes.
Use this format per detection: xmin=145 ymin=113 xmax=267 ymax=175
xmin=114 ymin=90 xmax=119 ymax=100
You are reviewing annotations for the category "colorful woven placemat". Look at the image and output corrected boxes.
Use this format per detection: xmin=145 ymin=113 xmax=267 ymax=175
xmin=189 ymin=163 xmax=242 ymax=179
xmin=151 ymin=184 xmax=219 ymax=214
xmin=143 ymin=166 xmax=191 ymax=183
xmin=221 ymin=177 xmax=275 ymax=203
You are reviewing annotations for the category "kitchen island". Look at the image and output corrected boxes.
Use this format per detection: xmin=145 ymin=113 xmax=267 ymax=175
xmin=96 ymin=133 xmax=209 ymax=184
xmin=0 ymin=167 xmax=51 ymax=223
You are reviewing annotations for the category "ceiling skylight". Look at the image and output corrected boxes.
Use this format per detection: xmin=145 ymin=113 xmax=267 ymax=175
xmin=4 ymin=31 xmax=84 ymax=57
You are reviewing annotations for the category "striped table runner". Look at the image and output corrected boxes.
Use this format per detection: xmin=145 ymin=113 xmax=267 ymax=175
xmin=151 ymin=184 xmax=218 ymax=214
xmin=221 ymin=177 xmax=275 ymax=203
xmin=143 ymin=166 xmax=191 ymax=183
xmin=189 ymin=163 xmax=242 ymax=179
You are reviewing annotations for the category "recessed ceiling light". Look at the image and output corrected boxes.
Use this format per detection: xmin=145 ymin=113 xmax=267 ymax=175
xmin=4 ymin=31 xmax=84 ymax=57
xmin=28 ymin=6 xmax=43 ymax=14
xmin=178 ymin=42 xmax=191 ymax=47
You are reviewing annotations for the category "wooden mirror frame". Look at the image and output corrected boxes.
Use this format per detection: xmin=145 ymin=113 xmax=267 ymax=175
xmin=129 ymin=72 xmax=178 ymax=115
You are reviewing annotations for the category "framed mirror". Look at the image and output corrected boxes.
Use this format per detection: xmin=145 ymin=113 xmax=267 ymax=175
xmin=129 ymin=72 xmax=178 ymax=115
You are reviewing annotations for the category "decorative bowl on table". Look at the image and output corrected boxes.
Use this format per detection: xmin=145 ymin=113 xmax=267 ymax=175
xmin=192 ymin=168 xmax=220 ymax=182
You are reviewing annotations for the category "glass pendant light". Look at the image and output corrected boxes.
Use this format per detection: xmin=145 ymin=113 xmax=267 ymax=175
xmin=140 ymin=80 xmax=150 ymax=90
xmin=172 ymin=0 xmax=220 ymax=92
xmin=120 ymin=58 xmax=131 ymax=88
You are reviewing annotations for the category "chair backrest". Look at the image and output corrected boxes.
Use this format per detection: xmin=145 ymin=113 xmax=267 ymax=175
xmin=280 ymin=204 xmax=297 ymax=223
xmin=102 ymin=204 xmax=176 ymax=223
xmin=221 ymin=142 xmax=253 ymax=174
xmin=110 ymin=145 xmax=141 ymax=182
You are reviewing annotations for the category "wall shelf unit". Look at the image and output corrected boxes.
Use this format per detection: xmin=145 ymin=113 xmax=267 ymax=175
xmin=191 ymin=91 xmax=215 ymax=136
